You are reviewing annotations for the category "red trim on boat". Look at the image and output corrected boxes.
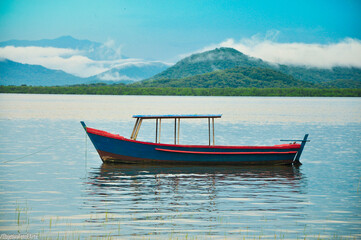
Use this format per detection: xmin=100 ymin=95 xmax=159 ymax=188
xmin=155 ymin=148 xmax=298 ymax=155
xmin=87 ymin=127 xmax=126 ymax=140
xmin=87 ymin=127 xmax=301 ymax=150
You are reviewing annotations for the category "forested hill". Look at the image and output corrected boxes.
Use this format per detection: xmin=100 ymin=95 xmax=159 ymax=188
xmin=145 ymin=47 xmax=361 ymax=88
xmin=135 ymin=66 xmax=316 ymax=88
xmin=277 ymin=65 xmax=361 ymax=84
xmin=150 ymin=48 xmax=270 ymax=80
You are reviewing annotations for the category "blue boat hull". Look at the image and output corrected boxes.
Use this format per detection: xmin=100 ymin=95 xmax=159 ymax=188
xmin=83 ymin=124 xmax=302 ymax=165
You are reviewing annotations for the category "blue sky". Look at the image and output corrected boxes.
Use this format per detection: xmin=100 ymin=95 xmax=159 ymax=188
xmin=1 ymin=0 xmax=360 ymax=61
xmin=0 ymin=0 xmax=361 ymax=78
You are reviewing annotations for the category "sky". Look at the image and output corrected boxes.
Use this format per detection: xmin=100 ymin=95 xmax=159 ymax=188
xmin=0 ymin=0 xmax=361 ymax=77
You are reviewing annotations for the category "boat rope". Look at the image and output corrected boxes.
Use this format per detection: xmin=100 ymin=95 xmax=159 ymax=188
xmin=0 ymin=138 xmax=65 ymax=164
xmin=84 ymin=131 xmax=88 ymax=174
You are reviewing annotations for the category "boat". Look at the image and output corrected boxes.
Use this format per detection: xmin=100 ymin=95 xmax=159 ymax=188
xmin=80 ymin=114 xmax=309 ymax=165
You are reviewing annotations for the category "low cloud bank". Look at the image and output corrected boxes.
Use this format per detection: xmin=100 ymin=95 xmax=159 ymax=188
xmin=97 ymin=72 xmax=135 ymax=81
xmin=0 ymin=46 xmax=109 ymax=77
xmin=214 ymin=37 xmax=361 ymax=68
xmin=2 ymin=34 xmax=360 ymax=80
xmin=0 ymin=44 xmax=169 ymax=78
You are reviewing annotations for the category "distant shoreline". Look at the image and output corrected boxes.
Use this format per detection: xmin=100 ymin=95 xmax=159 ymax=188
xmin=1 ymin=85 xmax=360 ymax=97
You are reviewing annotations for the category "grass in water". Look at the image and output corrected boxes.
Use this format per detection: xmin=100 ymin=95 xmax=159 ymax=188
xmin=7 ymin=204 xmax=360 ymax=239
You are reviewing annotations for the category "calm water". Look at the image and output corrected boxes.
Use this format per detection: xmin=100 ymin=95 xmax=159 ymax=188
xmin=0 ymin=94 xmax=360 ymax=239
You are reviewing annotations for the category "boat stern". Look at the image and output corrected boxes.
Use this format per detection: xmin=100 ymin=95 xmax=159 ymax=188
xmin=293 ymin=134 xmax=310 ymax=165
xmin=281 ymin=134 xmax=310 ymax=165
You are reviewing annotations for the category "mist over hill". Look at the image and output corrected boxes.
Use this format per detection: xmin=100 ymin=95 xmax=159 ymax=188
xmin=0 ymin=35 xmax=124 ymax=61
xmin=0 ymin=58 xmax=170 ymax=86
xmin=0 ymin=36 xmax=169 ymax=85
xmin=94 ymin=62 xmax=170 ymax=82
xmin=142 ymin=47 xmax=361 ymax=88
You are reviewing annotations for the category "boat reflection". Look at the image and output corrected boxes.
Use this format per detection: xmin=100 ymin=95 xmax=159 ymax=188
xmin=95 ymin=163 xmax=303 ymax=182
xmin=83 ymin=164 xmax=307 ymax=215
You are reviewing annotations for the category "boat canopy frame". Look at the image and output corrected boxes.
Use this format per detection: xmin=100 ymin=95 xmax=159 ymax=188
xmin=130 ymin=114 xmax=222 ymax=146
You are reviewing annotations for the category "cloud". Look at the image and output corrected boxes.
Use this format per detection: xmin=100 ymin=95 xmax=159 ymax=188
xmin=96 ymin=61 xmax=172 ymax=81
xmin=87 ymin=39 xmax=124 ymax=61
xmin=0 ymin=45 xmax=170 ymax=78
xmin=0 ymin=33 xmax=173 ymax=79
xmin=111 ymin=61 xmax=172 ymax=69
xmin=97 ymin=72 xmax=135 ymax=81
xmin=212 ymin=36 xmax=361 ymax=68
xmin=0 ymin=46 xmax=109 ymax=77
xmin=0 ymin=46 xmax=79 ymax=58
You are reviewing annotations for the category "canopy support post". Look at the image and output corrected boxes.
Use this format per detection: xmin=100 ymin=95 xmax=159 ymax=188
xmin=177 ymin=118 xmax=180 ymax=144
xmin=212 ymin=117 xmax=215 ymax=145
xmin=133 ymin=119 xmax=142 ymax=140
xmin=208 ymin=118 xmax=211 ymax=146
xmin=174 ymin=118 xmax=177 ymax=145
xmin=155 ymin=118 xmax=158 ymax=143
xmin=158 ymin=119 xmax=161 ymax=143
xmin=130 ymin=118 xmax=140 ymax=140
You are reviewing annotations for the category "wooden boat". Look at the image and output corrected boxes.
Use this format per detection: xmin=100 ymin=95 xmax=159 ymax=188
xmin=80 ymin=114 xmax=309 ymax=165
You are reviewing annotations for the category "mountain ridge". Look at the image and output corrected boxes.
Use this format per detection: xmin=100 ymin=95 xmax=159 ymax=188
xmin=135 ymin=66 xmax=316 ymax=88
xmin=0 ymin=59 xmax=88 ymax=86
xmin=0 ymin=36 xmax=100 ymax=49
xmin=150 ymin=48 xmax=270 ymax=80
xmin=143 ymin=47 xmax=361 ymax=88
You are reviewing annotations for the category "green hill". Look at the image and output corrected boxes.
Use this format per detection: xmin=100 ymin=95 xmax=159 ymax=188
xmin=135 ymin=67 xmax=316 ymax=88
xmin=150 ymin=48 xmax=270 ymax=80
xmin=145 ymin=47 xmax=361 ymax=88
xmin=278 ymin=65 xmax=361 ymax=84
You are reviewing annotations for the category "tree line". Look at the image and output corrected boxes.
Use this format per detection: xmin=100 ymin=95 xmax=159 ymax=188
xmin=1 ymin=85 xmax=360 ymax=97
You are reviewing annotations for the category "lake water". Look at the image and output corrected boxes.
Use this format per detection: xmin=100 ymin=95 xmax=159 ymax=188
xmin=0 ymin=94 xmax=360 ymax=239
